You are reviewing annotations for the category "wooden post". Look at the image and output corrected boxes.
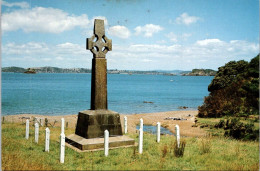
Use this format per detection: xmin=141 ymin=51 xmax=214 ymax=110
xmin=61 ymin=118 xmax=65 ymax=134
xmin=124 ymin=116 xmax=127 ymax=134
xmin=35 ymin=123 xmax=39 ymax=143
xmin=138 ymin=128 xmax=143 ymax=154
xmin=175 ymin=125 xmax=180 ymax=148
xmin=25 ymin=119 xmax=29 ymax=139
xmin=157 ymin=122 xmax=160 ymax=143
xmin=45 ymin=128 xmax=50 ymax=152
xmin=104 ymin=130 xmax=109 ymax=157
xmin=140 ymin=118 xmax=143 ymax=131
xmin=60 ymin=133 xmax=65 ymax=163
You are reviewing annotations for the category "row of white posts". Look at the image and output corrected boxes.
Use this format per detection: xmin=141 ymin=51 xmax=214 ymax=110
xmin=25 ymin=116 xmax=180 ymax=162
xmin=25 ymin=118 xmax=65 ymax=163
xmin=123 ymin=117 xmax=181 ymax=154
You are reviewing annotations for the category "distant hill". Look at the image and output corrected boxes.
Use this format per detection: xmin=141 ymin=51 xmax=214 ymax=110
xmin=2 ymin=66 xmax=26 ymax=73
xmin=2 ymin=66 xmax=91 ymax=73
xmin=182 ymin=69 xmax=217 ymax=76
xmin=2 ymin=66 xmax=174 ymax=75
xmin=2 ymin=66 xmax=215 ymax=76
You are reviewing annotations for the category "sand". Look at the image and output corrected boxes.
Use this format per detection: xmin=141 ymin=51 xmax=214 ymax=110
xmin=2 ymin=110 xmax=205 ymax=137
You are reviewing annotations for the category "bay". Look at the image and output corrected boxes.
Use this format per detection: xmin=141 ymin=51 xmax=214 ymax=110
xmin=1 ymin=73 xmax=213 ymax=116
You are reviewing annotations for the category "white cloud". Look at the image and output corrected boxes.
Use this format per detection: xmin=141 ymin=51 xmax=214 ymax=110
xmin=165 ymin=32 xmax=178 ymax=42
xmin=2 ymin=39 xmax=259 ymax=70
xmin=108 ymin=25 xmax=131 ymax=39
xmin=2 ymin=0 xmax=30 ymax=8
xmin=134 ymin=24 xmax=163 ymax=37
xmin=2 ymin=7 xmax=90 ymax=33
xmin=196 ymin=39 xmax=224 ymax=46
xmin=175 ymin=13 xmax=200 ymax=25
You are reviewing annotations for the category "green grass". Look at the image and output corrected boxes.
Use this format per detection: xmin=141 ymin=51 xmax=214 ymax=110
xmin=2 ymin=122 xmax=259 ymax=170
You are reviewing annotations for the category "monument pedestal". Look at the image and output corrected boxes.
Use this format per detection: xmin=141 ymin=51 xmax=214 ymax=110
xmin=66 ymin=110 xmax=135 ymax=151
xmin=66 ymin=134 xmax=136 ymax=151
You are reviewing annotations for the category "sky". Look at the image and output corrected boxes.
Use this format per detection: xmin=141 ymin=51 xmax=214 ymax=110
xmin=1 ymin=0 xmax=259 ymax=71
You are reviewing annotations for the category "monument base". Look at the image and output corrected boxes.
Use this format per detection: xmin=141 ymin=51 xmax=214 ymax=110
xmin=65 ymin=109 xmax=135 ymax=151
xmin=66 ymin=134 xmax=136 ymax=152
xmin=75 ymin=109 xmax=123 ymax=139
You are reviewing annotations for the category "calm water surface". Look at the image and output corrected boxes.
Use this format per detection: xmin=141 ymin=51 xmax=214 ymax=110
xmin=2 ymin=73 xmax=213 ymax=116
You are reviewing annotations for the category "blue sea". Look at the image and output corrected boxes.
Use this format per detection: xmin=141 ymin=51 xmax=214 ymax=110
xmin=1 ymin=73 xmax=213 ymax=116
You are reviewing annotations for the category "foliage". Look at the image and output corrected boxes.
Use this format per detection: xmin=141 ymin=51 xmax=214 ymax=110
xmin=172 ymin=140 xmax=186 ymax=157
xmin=198 ymin=54 xmax=259 ymax=117
xmin=214 ymin=118 xmax=259 ymax=141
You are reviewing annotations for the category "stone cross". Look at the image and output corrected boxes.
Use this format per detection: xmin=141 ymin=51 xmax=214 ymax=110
xmin=124 ymin=116 xmax=127 ymax=134
xmin=138 ymin=128 xmax=143 ymax=154
xmin=45 ymin=127 xmax=50 ymax=152
xmin=157 ymin=122 xmax=160 ymax=143
xmin=35 ymin=123 xmax=39 ymax=143
xmin=175 ymin=125 xmax=180 ymax=148
xmin=87 ymin=19 xmax=112 ymax=110
xmin=104 ymin=130 xmax=109 ymax=157
xmin=25 ymin=119 xmax=29 ymax=139
xmin=60 ymin=133 xmax=65 ymax=163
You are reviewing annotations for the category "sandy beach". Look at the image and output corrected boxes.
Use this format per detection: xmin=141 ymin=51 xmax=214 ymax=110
xmin=2 ymin=110 xmax=205 ymax=137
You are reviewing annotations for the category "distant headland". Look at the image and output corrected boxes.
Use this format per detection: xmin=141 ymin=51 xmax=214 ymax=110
xmin=2 ymin=66 xmax=216 ymax=76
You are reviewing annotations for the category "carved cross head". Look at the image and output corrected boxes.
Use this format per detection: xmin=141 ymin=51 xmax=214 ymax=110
xmin=86 ymin=19 xmax=112 ymax=58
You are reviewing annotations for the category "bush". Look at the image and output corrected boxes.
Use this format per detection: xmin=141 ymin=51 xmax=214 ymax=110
xmin=198 ymin=54 xmax=259 ymax=118
xmin=215 ymin=118 xmax=259 ymax=141
xmin=172 ymin=140 xmax=186 ymax=157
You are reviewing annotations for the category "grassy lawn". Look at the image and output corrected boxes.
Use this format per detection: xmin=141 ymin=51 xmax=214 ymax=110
xmin=2 ymin=122 xmax=259 ymax=170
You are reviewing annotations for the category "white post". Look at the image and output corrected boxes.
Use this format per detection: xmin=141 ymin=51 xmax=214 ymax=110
xmin=138 ymin=128 xmax=143 ymax=154
xmin=140 ymin=118 xmax=143 ymax=131
xmin=25 ymin=119 xmax=29 ymax=139
xmin=175 ymin=125 xmax=180 ymax=148
xmin=45 ymin=128 xmax=50 ymax=152
xmin=35 ymin=123 xmax=39 ymax=143
xmin=104 ymin=130 xmax=109 ymax=157
xmin=124 ymin=116 xmax=127 ymax=134
xmin=60 ymin=133 xmax=65 ymax=163
xmin=61 ymin=118 xmax=65 ymax=134
xmin=157 ymin=122 xmax=160 ymax=143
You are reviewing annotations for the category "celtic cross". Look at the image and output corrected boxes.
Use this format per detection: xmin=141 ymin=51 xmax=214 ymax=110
xmin=86 ymin=19 xmax=112 ymax=110
xmin=87 ymin=19 xmax=112 ymax=58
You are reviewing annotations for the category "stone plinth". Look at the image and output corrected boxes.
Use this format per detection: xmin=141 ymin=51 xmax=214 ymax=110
xmin=65 ymin=109 xmax=135 ymax=151
xmin=66 ymin=134 xmax=135 ymax=151
xmin=75 ymin=110 xmax=122 ymax=139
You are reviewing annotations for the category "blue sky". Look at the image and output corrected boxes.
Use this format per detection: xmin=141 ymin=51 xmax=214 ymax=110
xmin=1 ymin=0 xmax=259 ymax=70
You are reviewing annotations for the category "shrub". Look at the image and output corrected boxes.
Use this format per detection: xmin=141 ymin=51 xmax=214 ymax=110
xmin=220 ymin=118 xmax=259 ymax=141
xmin=198 ymin=54 xmax=259 ymax=118
xmin=172 ymin=140 xmax=186 ymax=157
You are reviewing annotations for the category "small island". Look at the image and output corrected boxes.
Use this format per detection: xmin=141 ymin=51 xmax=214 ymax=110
xmin=182 ymin=69 xmax=216 ymax=76
xmin=24 ymin=68 xmax=36 ymax=74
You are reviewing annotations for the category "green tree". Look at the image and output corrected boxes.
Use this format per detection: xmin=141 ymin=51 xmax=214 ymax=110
xmin=198 ymin=54 xmax=259 ymax=117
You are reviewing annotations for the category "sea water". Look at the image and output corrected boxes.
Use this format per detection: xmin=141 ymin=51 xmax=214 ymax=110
xmin=2 ymin=73 xmax=213 ymax=116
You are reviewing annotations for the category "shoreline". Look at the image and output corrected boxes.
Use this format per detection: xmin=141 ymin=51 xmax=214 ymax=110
xmin=2 ymin=110 xmax=206 ymax=137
